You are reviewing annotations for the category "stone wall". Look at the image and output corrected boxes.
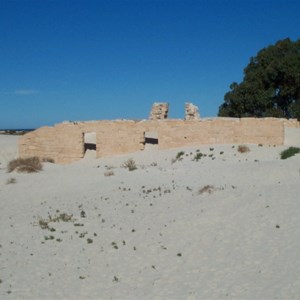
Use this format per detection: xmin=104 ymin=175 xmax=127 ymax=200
xmin=282 ymin=119 xmax=300 ymax=128
xmin=19 ymin=117 xmax=299 ymax=164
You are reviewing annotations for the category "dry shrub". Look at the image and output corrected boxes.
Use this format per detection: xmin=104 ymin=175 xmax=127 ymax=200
xmin=104 ymin=170 xmax=114 ymax=177
xmin=237 ymin=145 xmax=250 ymax=153
xmin=42 ymin=157 xmax=55 ymax=163
xmin=122 ymin=158 xmax=137 ymax=171
xmin=7 ymin=157 xmax=43 ymax=173
xmin=198 ymin=185 xmax=216 ymax=194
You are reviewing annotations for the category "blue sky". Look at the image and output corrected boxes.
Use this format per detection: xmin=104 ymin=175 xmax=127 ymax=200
xmin=1 ymin=0 xmax=300 ymax=129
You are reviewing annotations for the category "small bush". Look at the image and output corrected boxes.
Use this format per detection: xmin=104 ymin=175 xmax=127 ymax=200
xmin=280 ymin=147 xmax=300 ymax=159
xmin=193 ymin=152 xmax=203 ymax=161
xmin=176 ymin=151 xmax=185 ymax=160
xmin=7 ymin=157 xmax=42 ymax=173
xmin=172 ymin=151 xmax=185 ymax=163
xmin=237 ymin=145 xmax=250 ymax=153
xmin=122 ymin=159 xmax=137 ymax=171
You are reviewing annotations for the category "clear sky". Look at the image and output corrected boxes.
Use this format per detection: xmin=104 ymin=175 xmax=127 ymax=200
xmin=1 ymin=0 xmax=300 ymax=129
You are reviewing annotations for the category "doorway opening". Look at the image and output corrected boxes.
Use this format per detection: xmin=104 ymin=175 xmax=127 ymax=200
xmin=84 ymin=132 xmax=96 ymax=158
xmin=144 ymin=131 xmax=158 ymax=150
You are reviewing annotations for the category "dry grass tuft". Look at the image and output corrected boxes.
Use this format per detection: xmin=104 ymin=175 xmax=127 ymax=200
xmin=237 ymin=145 xmax=250 ymax=153
xmin=198 ymin=185 xmax=216 ymax=194
xmin=7 ymin=157 xmax=43 ymax=173
xmin=122 ymin=158 xmax=137 ymax=171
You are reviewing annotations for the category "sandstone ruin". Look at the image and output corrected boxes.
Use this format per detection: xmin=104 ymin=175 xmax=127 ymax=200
xmin=149 ymin=102 xmax=169 ymax=120
xmin=19 ymin=103 xmax=300 ymax=164
xmin=185 ymin=102 xmax=200 ymax=120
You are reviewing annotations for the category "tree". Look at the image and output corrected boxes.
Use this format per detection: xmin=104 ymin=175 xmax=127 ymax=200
xmin=218 ymin=38 xmax=300 ymax=120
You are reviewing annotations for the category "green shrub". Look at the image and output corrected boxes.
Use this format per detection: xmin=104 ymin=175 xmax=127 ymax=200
xmin=280 ymin=147 xmax=300 ymax=159
xmin=193 ymin=152 xmax=203 ymax=161
xmin=172 ymin=151 xmax=185 ymax=163
xmin=176 ymin=151 xmax=185 ymax=160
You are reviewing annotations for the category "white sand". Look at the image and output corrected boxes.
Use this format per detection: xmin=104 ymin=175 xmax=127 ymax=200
xmin=0 ymin=135 xmax=19 ymax=166
xmin=1 ymin=135 xmax=300 ymax=299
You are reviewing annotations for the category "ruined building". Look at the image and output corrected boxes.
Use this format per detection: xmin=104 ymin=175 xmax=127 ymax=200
xmin=19 ymin=102 xmax=300 ymax=164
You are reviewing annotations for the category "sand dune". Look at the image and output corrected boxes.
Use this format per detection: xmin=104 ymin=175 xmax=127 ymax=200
xmin=0 ymin=135 xmax=300 ymax=299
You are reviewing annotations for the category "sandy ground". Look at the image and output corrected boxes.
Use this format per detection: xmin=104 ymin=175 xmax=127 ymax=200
xmin=1 ymin=134 xmax=300 ymax=299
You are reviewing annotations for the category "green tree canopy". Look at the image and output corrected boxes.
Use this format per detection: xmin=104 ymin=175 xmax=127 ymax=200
xmin=218 ymin=38 xmax=300 ymax=120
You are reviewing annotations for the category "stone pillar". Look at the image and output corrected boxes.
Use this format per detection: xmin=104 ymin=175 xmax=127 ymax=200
xmin=149 ymin=102 xmax=169 ymax=120
xmin=185 ymin=102 xmax=200 ymax=120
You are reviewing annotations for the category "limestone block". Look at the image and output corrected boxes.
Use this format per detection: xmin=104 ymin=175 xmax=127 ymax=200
xmin=149 ymin=103 xmax=169 ymax=120
xmin=185 ymin=103 xmax=200 ymax=120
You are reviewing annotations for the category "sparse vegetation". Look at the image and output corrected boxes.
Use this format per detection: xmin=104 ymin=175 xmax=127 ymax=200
xmin=193 ymin=152 xmax=203 ymax=161
xmin=172 ymin=151 xmax=185 ymax=163
xmin=198 ymin=185 xmax=216 ymax=194
xmin=111 ymin=242 xmax=118 ymax=249
xmin=122 ymin=158 xmax=137 ymax=171
xmin=176 ymin=151 xmax=185 ymax=160
xmin=6 ymin=178 xmax=16 ymax=184
xmin=42 ymin=157 xmax=55 ymax=163
xmin=280 ymin=146 xmax=300 ymax=159
xmin=38 ymin=213 xmax=75 ymax=231
xmin=104 ymin=170 xmax=114 ymax=176
xmin=237 ymin=145 xmax=250 ymax=153
xmin=105 ymin=165 xmax=115 ymax=170
xmin=7 ymin=157 xmax=43 ymax=173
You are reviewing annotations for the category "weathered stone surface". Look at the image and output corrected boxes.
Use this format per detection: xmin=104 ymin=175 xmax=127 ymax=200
xmin=149 ymin=103 xmax=169 ymax=120
xmin=185 ymin=102 xmax=200 ymax=120
xmin=18 ymin=117 xmax=300 ymax=164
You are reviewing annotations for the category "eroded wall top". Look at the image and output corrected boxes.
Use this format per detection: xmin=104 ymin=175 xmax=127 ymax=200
xmin=185 ymin=102 xmax=200 ymax=120
xmin=149 ymin=102 xmax=169 ymax=120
